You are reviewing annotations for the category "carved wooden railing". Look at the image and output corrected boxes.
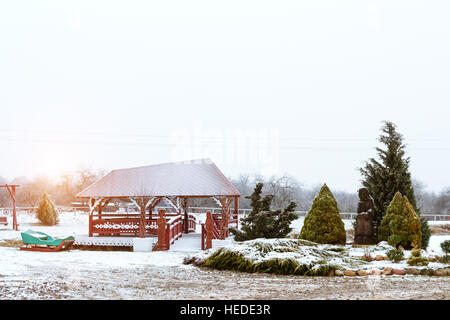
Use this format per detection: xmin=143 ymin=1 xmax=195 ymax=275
xmin=89 ymin=213 xmax=159 ymax=236
xmin=89 ymin=212 xmax=197 ymax=239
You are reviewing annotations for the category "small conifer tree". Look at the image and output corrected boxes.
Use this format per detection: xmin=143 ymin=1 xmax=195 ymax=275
xmin=299 ymin=184 xmax=346 ymax=245
xmin=378 ymin=192 xmax=421 ymax=249
xmin=36 ymin=193 xmax=59 ymax=226
xmin=407 ymin=242 xmax=429 ymax=266
xmin=441 ymin=240 xmax=450 ymax=256
xmin=229 ymin=183 xmax=298 ymax=241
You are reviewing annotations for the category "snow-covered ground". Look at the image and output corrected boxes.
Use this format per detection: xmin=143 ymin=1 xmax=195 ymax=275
xmin=0 ymin=212 xmax=449 ymax=300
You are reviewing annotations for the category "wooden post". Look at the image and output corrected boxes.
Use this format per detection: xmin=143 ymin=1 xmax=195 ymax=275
xmin=154 ymin=209 xmax=167 ymax=251
xmin=206 ymin=211 xmax=213 ymax=249
xmin=165 ymin=224 xmax=170 ymax=250
xmin=182 ymin=198 xmax=189 ymax=234
xmin=11 ymin=186 xmax=17 ymax=231
xmin=98 ymin=204 xmax=102 ymax=220
xmin=138 ymin=199 xmax=146 ymax=238
xmin=1 ymin=184 xmax=20 ymax=231
xmin=234 ymin=196 xmax=239 ymax=228
xmin=89 ymin=214 xmax=93 ymax=237
xmin=220 ymin=199 xmax=230 ymax=239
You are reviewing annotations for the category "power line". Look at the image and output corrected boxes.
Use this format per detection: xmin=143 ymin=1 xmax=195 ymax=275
xmin=0 ymin=136 xmax=449 ymax=151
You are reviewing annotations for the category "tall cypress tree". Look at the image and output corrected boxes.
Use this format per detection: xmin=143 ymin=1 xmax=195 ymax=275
xmin=360 ymin=121 xmax=429 ymax=247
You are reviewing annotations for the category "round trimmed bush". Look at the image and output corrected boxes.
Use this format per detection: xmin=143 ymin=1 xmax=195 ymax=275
xmin=299 ymin=184 xmax=346 ymax=245
xmin=378 ymin=192 xmax=421 ymax=249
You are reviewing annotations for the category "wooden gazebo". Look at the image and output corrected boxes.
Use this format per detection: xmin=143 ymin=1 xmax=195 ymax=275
xmin=76 ymin=159 xmax=240 ymax=250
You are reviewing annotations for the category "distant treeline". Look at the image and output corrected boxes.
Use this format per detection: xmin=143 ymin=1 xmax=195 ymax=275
xmin=0 ymin=168 xmax=105 ymax=208
xmin=0 ymin=170 xmax=448 ymax=214
xmin=228 ymin=175 xmax=450 ymax=215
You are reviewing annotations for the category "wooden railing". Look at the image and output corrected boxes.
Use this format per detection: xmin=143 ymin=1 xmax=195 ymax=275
xmin=165 ymin=216 xmax=183 ymax=248
xmin=89 ymin=213 xmax=159 ymax=237
xmin=201 ymin=211 xmax=221 ymax=250
xmin=186 ymin=213 xmax=197 ymax=233
xmin=89 ymin=212 xmax=197 ymax=239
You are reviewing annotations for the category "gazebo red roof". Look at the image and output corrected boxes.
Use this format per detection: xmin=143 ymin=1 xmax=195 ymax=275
xmin=76 ymin=159 xmax=240 ymax=199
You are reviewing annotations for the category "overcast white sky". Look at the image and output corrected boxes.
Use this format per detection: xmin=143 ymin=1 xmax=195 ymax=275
xmin=0 ymin=1 xmax=449 ymax=193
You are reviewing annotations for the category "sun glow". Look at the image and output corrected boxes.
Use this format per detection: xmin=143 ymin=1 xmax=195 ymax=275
xmin=29 ymin=143 xmax=82 ymax=182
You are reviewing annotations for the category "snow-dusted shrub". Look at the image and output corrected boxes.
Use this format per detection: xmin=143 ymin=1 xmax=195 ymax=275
xmin=378 ymin=192 xmax=421 ymax=249
xmin=299 ymin=184 xmax=346 ymax=245
xmin=36 ymin=193 xmax=59 ymax=226
xmin=386 ymin=248 xmax=404 ymax=262
xmin=203 ymin=239 xmax=365 ymax=276
xmin=420 ymin=217 xmax=431 ymax=249
xmin=440 ymin=240 xmax=450 ymax=263
xmin=229 ymin=183 xmax=298 ymax=241
xmin=441 ymin=240 xmax=450 ymax=255
xmin=407 ymin=248 xmax=429 ymax=266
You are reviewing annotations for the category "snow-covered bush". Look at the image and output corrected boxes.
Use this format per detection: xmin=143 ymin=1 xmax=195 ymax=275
xmin=407 ymin=248 xmax=429 ymax=266
xmin=440 ymin=240 xmax=450 ymax=263
xmin=203 ymin=238 xmax=365 ymax=276
xmin=386 ymin=248 xmax=404 ymax=262
xmin=441 ymin=240 xmax=450 ymax=255
xmin=299 ymin=184 xmax=346 ymax=245
xmin=229 ymin=183 xmax=298 ymax=241
xmin=36 ymin=193 xmax=59 ymax=226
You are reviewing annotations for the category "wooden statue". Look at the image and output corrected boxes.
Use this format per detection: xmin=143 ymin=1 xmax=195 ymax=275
xmin=354 ymin=188 xmax=375 ymax=245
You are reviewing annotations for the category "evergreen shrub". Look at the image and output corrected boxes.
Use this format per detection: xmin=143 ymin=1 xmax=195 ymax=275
xmin=386 ymin=248 xmax=404 ymax=262
xmin=299 ymin=184 xmax=346 ymax=245
xmin=36 ymin=193 xmax=59 ymax=226
xmin=407 ymin=248 xmax=429 ymax=266
xmin=378 ymin=192 xmax=422 ymax=249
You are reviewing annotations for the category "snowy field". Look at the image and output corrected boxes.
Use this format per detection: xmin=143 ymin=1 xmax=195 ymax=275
xmin=0 ymin=212 xmax=449 ymax=300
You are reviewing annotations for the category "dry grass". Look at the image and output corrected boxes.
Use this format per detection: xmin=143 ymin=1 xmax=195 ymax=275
xmin=430 ymin=224 xmax=450 ymax=235
xmin=0 ymin=240 xmax=22 ymax=248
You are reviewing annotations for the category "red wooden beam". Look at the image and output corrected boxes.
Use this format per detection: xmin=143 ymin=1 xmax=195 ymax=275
xmin=0 ymin=185 xmax=19 ymax=231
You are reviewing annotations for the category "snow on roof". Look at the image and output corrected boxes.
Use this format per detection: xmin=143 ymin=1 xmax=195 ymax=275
xmin=76 ymin=158 xmax=240 ymax=198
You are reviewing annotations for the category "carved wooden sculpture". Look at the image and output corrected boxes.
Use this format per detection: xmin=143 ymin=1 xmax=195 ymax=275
xmin=354 ymin=188 xmax=375 ymax=245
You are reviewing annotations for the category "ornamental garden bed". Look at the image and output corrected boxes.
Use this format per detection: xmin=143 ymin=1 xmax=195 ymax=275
xmin=185 ymin=238 xmax=450 ymax=277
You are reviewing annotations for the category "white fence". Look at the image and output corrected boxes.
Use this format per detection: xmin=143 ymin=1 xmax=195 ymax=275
xmin=0 ymin=206 xmax=449 ymax=222
xmin=187 ymin=207 xmax=450 ymax=222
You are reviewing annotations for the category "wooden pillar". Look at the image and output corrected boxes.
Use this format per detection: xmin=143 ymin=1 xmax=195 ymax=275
xmin=154 ymin=209 xmax=167 ymax=251
xmin=220 ymin=199 xmax=230 ymax=240
xmin=88 ymin=198 xmax=94 ymax=237
xmin=138 ymin=200 xmax=146 ymax=238
xmin=98 ymin=204 xmax=103 ymax=220
xmin=148 ymin=204 xmax=153 ymax=216
xmin=234 ymin=196 xmax=239 ymax=228
xmin=11 ymin=186 xmax=17 ymax=231
xmin=165 ymin=224 xmax=170 ymax=250
xmin=89 ymin=213 xmax=93 ymax=237
xmin=182 ymin=198 xmax=189 ymax=234
xmin=206 ymin=211 xmax=213 ymax=249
